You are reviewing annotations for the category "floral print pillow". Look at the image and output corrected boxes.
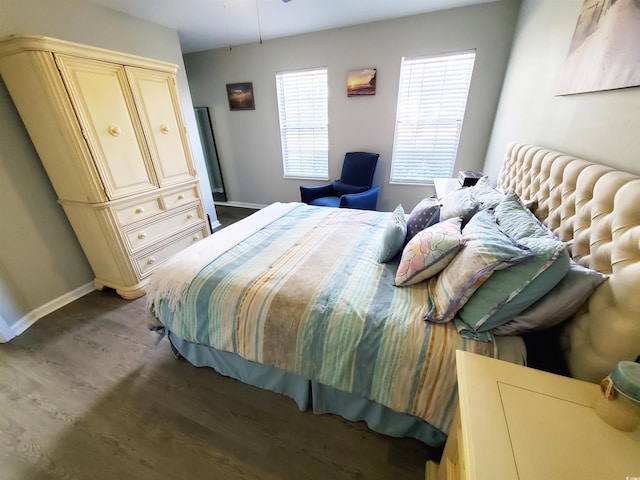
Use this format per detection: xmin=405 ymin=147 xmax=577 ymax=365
xmin=395 ymin=217 xmax=464 ymax=287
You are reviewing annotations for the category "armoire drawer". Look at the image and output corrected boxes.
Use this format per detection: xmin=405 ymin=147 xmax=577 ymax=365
xmin=114 ymin=196 xmax=164 ymax=226
xmin=123 ymin=205 xmax=203 ymax=252
xmin=134 ymin=225 xmax=207 ymax=278
xmin=162 ymin=184 xmax=200 ymax=210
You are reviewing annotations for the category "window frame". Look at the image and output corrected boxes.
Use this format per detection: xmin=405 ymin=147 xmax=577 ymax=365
xmin=389 ymin=49 xmax=476 ymax=186
xmin=275 ymin=66 xmax=329 ymax=180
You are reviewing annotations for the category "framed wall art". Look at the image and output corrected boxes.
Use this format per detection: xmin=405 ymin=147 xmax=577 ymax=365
xmin=347 ymin=68 xmax=376 ymax=97
xmin=226 ymin=82 xmax=255 ymax=110
xmin=558 ymin=0 xmax=640 ymax=95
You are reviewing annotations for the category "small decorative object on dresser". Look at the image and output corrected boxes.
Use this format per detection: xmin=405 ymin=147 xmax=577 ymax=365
xmin=0 ymin=35 xmax=210 ymax=299
xmin=426 ymin=351 xmax=640 ymax=479
xmin=457 ymin=170 xmax=484 ymax=187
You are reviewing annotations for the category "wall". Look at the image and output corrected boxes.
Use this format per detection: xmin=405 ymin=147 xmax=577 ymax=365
xmin=484 ymin=0 xmax=640 ymax=178
xmin=184 ymin=0 xmax=521 ymax=213
xmin=0 ymin=0 xmax=215 ymax=335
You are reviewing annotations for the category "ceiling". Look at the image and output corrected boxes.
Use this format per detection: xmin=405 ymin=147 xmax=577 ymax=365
xmin=86 ymin=0 xmax=496 ymax=53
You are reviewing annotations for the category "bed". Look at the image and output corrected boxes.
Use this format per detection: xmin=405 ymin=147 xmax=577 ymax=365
xmin=147 ymin=143 xmax=640 ymax=448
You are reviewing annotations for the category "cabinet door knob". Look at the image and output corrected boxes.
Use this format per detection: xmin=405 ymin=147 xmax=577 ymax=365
xmin=186 ymin=213 xmax=193 ymax=219
xmin=108 ymin=125 xmax=121 ymax=137
xmin=160 ymin=124 xmax=169 ymax=134
xmin=177 ymin=194 xmax=184 ymax=200
xmin=138 ymin=232 xmax=146 ymax=239
xmin=135 ymin=207 xmax=144 ymax=214
xmin=147 ymin=256 xmax=156 ymax=265
xmin=192 ymin=235 xmax=200 ymax=241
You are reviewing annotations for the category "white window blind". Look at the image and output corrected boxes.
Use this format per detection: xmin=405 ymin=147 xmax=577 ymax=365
xmin=390 ymin=50 xmax=476 ymax=184
xmin=276 ymin=67 xmax=328 ymax=179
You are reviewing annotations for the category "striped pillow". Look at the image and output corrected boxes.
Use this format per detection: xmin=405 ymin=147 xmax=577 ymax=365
xmin=458 ymin=192 xmax=571 ymax=332
xmin=425 ymin=210 xmax=533 ymax=324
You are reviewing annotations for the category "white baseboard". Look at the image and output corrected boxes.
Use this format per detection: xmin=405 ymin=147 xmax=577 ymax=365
xmin=215 ymin=201 xmax=266 ymax=210
xmin=0 ymin=313 xmax=12 ymax=343
xmin=0 ymin=282 xmax=95 ymax=342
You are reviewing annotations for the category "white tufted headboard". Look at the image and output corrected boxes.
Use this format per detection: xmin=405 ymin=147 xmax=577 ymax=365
xmin=497 ymin=143 xmax=640 ymax=383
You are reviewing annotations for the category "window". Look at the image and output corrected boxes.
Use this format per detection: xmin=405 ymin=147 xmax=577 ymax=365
xmin=276 ymin=67 xmax=328 ymax=179
xmin=390 ymin=50 xmax=476 ymax=184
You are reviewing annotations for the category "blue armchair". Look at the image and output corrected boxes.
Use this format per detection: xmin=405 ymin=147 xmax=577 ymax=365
xmin=300 ymin=152 xmax=380 ymax=210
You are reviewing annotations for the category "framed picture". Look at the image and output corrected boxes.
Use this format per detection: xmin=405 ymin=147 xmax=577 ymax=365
xmin=347 ymin=68 xmax=376 ymax=97
xmin=226 ymin=82 xmax=255 ymax=110
xmin=558 ymin=0 xmax=640 ymax=95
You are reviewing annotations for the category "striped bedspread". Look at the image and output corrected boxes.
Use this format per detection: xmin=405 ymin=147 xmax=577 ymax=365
xmin=154 ymin=204 xmax=496 ymax=433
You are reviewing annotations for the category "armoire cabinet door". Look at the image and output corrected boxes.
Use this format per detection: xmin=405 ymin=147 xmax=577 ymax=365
xmin=54 ymin=54 xmax=158 ymax=199
xmin=126 ymin=67 xmax=196 ymax=187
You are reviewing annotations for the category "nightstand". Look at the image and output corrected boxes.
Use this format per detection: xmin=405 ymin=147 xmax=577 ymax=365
xmin=426 ymin=350 xmax=640 ymax=479
xmin=433 ymin=178 xmax=459 ymax=199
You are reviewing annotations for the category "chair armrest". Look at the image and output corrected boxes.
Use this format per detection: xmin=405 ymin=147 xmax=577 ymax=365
xmin=300 ymin=183 xmax=334 ymax=203
xmin=339 ymin=186 xmax=380 ymax=210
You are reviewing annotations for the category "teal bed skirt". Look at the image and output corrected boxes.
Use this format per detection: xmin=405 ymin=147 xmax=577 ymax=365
xmin=168 ymin=331 xmax=446 ymax=447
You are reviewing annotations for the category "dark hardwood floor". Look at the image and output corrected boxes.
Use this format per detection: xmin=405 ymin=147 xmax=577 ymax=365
xmin=0 ymin=244 xmax=436 ymax=479
xmin=213 ymin=205 xmax=260 ymax=231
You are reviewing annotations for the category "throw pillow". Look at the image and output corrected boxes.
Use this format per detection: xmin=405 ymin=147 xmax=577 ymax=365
xmin=493 ymin=191 xmax=551 ymax=240
xmin=439 ymin=187 xmax=479 ymax=224
xmin=493 ymin=261 xmax=608 ymax=335
xmin=424 ymin=210 xmax=533 ymax=324
xmin=395 ymin=217 xmax=463 ymax=286
xmin=406 ymin=197 xmax=440 ymax=242
xmin=377 ymin=204 xmax=407 ymax=263
xmin=457 ymin=193 xmax=570 ymax=332
xmin=459 ymin=244 xmax=570 ymax=332
xmin=471 ymin=176 xmax=504 ymax=210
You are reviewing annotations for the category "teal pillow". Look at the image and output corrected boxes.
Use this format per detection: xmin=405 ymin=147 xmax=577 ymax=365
xmin=493 ymin=260 xmax=608 ymax=335
xmin=376 ymin=205 xmax=407 ymax=263
xmin=493 ymin=191 xmax=550 ymax=240
xmin=458 ymin=192 xmax=570 ymax=332
xmin=425 ymin=210 xmax=533 ymax=324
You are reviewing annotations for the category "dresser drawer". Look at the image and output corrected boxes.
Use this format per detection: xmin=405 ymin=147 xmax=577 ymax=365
xmin=114 ymin=196 xmax=163 ymax=226
xmin=162 ymin=184 xmax=199 ymax=210
xmin=134 ymin=225 xmax=207 ymax=278
xmin=124 ymin=205 xmax=203 ymax=252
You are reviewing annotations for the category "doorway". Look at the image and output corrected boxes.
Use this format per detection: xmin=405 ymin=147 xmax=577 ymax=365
xmin=194 ymin=107 xmax=227 ymax=202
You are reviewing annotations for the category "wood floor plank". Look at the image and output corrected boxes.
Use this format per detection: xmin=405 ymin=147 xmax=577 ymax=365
xmin=0 ymin=275 xmax=434 ymax=480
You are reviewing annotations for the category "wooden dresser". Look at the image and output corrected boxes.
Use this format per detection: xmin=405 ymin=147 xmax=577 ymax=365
xmin=427 ymin=350 xmax=640 ymax=479
xmin=0 ymin=35 xmax=209 ymax=299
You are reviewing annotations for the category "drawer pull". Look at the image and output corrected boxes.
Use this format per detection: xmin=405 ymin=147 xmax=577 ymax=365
xmin=108 ymin=125 xmax=121 ymax=137
xmin=177 ymin=194 xmax=185 ymax=200
xmin=160 ymin=124 xmax=169 ymax=134
xmin=187 ymin=213 xmax=194 ymax=220
xmin=135 ymin=207 xmax=145 ymax=214
xmin=192 ymin=234 xmax=200 ymax=241
xmin=147 ymin=256 xmax=156 ymax=265
xmin=137 ymin=232 xmax=146 ymax=240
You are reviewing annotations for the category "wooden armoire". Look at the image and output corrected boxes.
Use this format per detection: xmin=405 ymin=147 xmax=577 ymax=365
xmin=0 ymin=35 xmax=210 ymax=299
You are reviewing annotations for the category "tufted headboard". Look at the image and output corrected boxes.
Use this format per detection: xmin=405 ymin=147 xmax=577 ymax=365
xmin=497 ymin=143 xmax=640 ymax=383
